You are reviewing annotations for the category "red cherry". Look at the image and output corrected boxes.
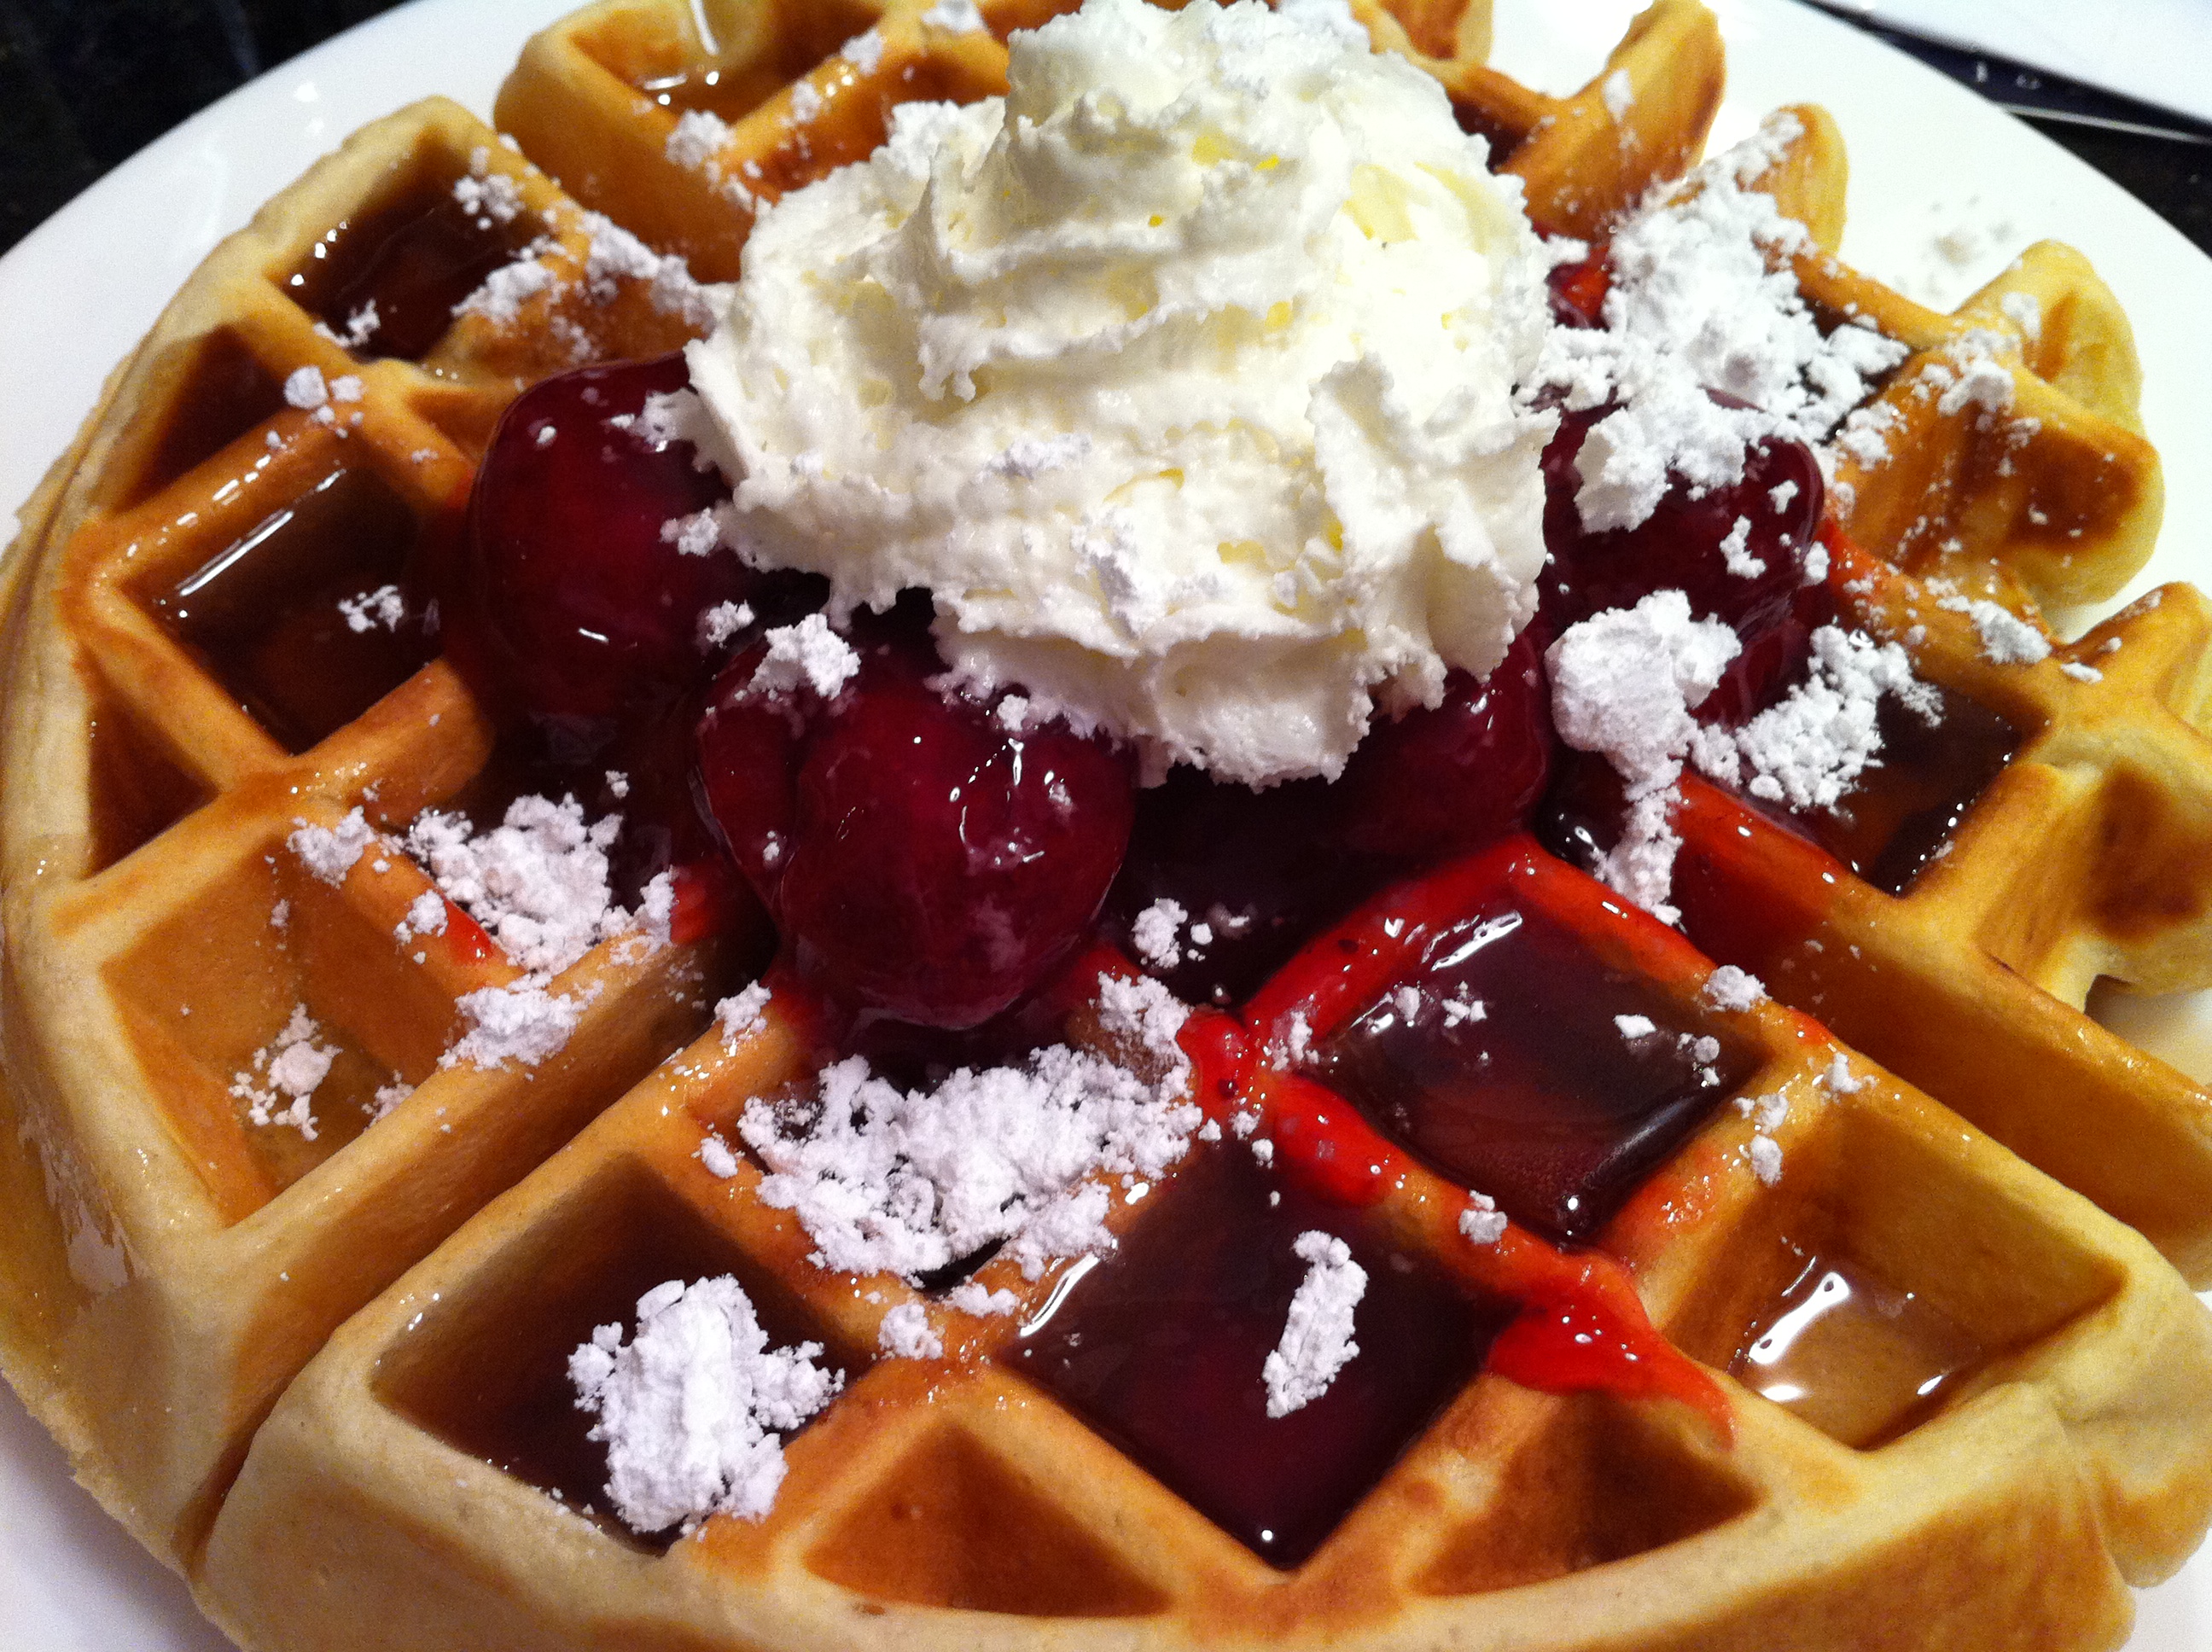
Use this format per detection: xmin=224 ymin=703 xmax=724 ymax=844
xmin=1536 ymin=403 xmax=1824 ymax=647
xmin=449 ymin=353 xmax=750 ymax=729
xmin=1546 ymin=253 xmax=1610 ymax=329
xmin=697 ymin=614 xmax=1137 ymax=1029
xmin=1334 ymin=624 xmax=1557 ymax=860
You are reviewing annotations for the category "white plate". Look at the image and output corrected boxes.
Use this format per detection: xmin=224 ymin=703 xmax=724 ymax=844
xmin=1 ymin=1 xmax=2209 ymax=1646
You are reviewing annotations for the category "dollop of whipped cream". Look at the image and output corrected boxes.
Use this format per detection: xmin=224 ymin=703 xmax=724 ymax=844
xmin=686 ymin=0 xmax=1554 ymax=785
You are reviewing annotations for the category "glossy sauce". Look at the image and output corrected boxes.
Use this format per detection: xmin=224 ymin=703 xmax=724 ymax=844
xmin=286 ymin=183 xmax=538 ymax=361
xmin=1770 ymin=686 xmax=2021 ymax=897
xmin=148 ymin=465 xmax=438 ymax=752
xmin=378 ymin=1166 xmax=842 ymax=1550
xmin=1008 ymin=1143 xmax=1511 ymax=1568
xmin=1309 ymin=866 xmax=1755 ymax=1243
xmin=1731 ymin=1252 xmax=1989 ymax=1449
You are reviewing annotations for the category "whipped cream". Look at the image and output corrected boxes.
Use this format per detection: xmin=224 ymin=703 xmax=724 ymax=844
xmin=686 ymin=0 xmax=1555 ymax=785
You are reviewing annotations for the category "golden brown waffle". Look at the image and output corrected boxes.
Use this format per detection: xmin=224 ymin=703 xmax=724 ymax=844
xmin=198 ymin=928 xmax=2212 ymax=1651
xmin=0 ymin=2 xmax=2209 ymax=1650
xmin=0 ymin=96 xmax=749 ymax=1567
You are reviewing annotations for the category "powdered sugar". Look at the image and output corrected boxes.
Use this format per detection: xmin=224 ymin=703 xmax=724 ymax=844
xmin=1547 ymin=591 xmax=1739 ymax=922
xmin=1716 ymin=515 xmax=1762 ymax=579
xmin=289 ymin=808 xmax=377 ymax=886
xmin=1692 ymin=625 xmax=1940 ymax=812
xmin=738 ymin=1040 xmax=1201 ymax=1283
xmin=1703 ymin=964 xmax=1767 ymax=1013
xmin=842 ymin=27 xmax=886 ymax=73
xmin=1130 ymin=898 xmax=1190 ymax=970
xmin=442 ymin=981 xmax=584 ymax=1071
xmin=230 ymin=1004 xmax=337 ymax=1138
xmin=338 ymin=585 xmax=405 ymax=634
xmin=716 ymin=981 xmax=774 ymax=1048
xmin=748 ymin=614 xmax=860 ymax=701
xmin=698 ymin=601 xmax=756 ymax=651
xmin=661 ymin=509 xmax=725 ymax=558
xmin=405 ymin=795 xmax=640 ymax=977
xmin=921 ymin=0 xmax=985 ymax=30
xmin=1532 ymin=115 xmax=1909 ymax=535
xmin=1941 ymin=594 xmax=2052 ymax=665
xmin=876 ymin=1301 xmax=941 ymax=1359
xmin=666 ymin=109 xmax=734 ymax=173
xmin=454 ymin=249 xmax=558 ymax=325
xmin=569 ymin=1276 xmax=841 ymax=1532
xmin=282 ymin=366 xmax=329 ymax=410
xmin=946 ymin=1281 xmax=1022 ymax=1316
xmin=452 ymin=167 xmax=525 ymax=226
xmin=1458 ymin=1192 xmax=1507 ymax=1245
xmin=1261 ymin=1230 xmax=1365 ymax=1416
xmin=393 ymin=890 xmax=448 ymax=945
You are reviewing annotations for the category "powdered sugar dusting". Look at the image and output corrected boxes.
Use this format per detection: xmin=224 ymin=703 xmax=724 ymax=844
xmin=569 ymin=1276 xmax=841 ymax=1533
xmin=442 ymin=981 xmax=585 ymax=1071
xmin=716 ymin=981 xmax=774 ymax=1049
xmin=1261 ymin=1230 xmax=1365 ymax=1416
xmin=1547 ymin=591 xmax=1739 ymax=922
xmin=748 ymin=614 xmax=860 ymax=701
xmin=738 ymin=1042 xmax=1201 ymax=1283
xmin=405 ymin=796 xmax=643 ymax=977
xmin=1458 ymin=1191 xmax=1507 ymax=1245
xmin=876 ymin=1301 xmax=942 ymax=1359
xmin=230 ymin=1004 xmax=337 ymax=1138
xmin=1691 ymin=625 xmax=1940 ymax=812
xmin=1533 ymin=114 xmax=1909 ymax=535
xmin=289 ymin=808 xmax=377 ymax=886
xmin=1703 ymin=965 xmax=1767 ymax=1013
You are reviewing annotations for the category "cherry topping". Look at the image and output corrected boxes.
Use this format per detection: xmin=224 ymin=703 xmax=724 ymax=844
xmin=696 ymin=609 xmax=1138 ymax=1029
xmin=447 ymin=353 xmax=753 ymax=731
xmin=1536 ymin=403 xmax=1825 ymax=648
xmin=1333 ymin=624 xmax=1556 ymax=862
xmin=1545 ymin=252 xmax=1610 ymax=329
xmin=1103 ymin=771 xmax=1385 ymax=1008
xmin=1010 ymin=1144 xmax=1508 ymax=1568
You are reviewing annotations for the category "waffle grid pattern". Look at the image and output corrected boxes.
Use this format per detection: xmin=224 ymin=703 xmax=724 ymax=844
xmin=0 ymin=2 xmax=2207 ymax=1649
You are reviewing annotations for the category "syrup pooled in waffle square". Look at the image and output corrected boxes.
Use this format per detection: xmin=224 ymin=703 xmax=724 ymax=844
xmin=0 ymin=96 xmax=771 ymax=1566
xmin=0 ymin=1 xmax=2207 ymax=1650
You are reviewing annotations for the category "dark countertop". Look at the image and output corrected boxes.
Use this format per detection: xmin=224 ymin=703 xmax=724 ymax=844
xmin=2 ymin=0 xmax=2207 ymax=261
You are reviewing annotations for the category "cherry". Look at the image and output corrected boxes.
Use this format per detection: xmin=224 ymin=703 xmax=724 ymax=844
xmin=1545 ymin=252 xmax=1610 ymax=329
xmin=446 ymin=353 xmax=753 ymax=731
xmin=1536 ymin=403 xmax=1825 ymax=647
xmin=1333 ymin=624 xmax=1556 ymax=861
xmin=696 ymin=609 xmax=1137 ymax=1029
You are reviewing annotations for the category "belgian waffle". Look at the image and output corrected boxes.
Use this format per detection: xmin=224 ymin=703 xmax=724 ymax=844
xmin=0 ymin=3 xmax=2208 ymax=1651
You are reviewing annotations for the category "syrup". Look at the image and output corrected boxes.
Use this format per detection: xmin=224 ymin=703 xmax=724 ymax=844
xmin=148 ymin=464 xmax=438 ymax=753
xmin=285 ymin=180 xmax=538 ymax=362
xmin=1731 ymin=1251 xmax=1989 ymax=1449
xmin=1314 ymin=889 xmax=1754 ymax=1243
xmin=1770 ymin=686 xmax=2021 ymax=897
xmin=378 ymin=1166 xmax=841 ymax=1550
xmin=125 ymin=328 xmax=284 ymax=508
xmin=1008 ymin=1144 xmax=1510 ymax=1568
xmin=1540 ymin=679 xmax=2021 ymax=904
xmin=637 ymin=65 xmax=796 ymax=125
xmin=232 ymin=1031 xmax=395 ymax=1196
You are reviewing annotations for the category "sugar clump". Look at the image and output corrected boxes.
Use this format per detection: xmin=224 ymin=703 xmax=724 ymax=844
xmin=569 ymin=1277 xmax=841 ymax=1533
xmin=1262 ymin=1230 xmax=1366 ymax=1416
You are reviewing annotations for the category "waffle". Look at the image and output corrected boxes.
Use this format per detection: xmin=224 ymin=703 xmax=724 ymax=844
xmin=0 ymin=2 xmax=2205 ymax=1650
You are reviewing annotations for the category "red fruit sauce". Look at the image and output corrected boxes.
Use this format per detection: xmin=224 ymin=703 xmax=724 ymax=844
xmin=1010 ymin=1143 xmax=1514 ymax=1568
xmin=429 ymin=340 xmax=2016 ymax=1568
